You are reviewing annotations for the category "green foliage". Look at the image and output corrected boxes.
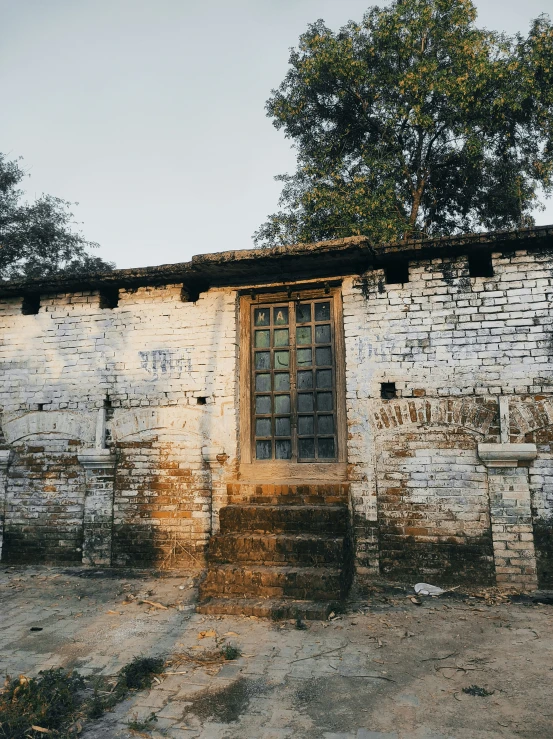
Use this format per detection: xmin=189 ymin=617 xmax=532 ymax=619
xmin=462 ymin=684 xmax=494 ymax=697
xmin=0 ymin=657 xmax=165 ymax=738
xmin=0 ymin=153 xmax=114 ymax=281
xmin=118 ymin=656 xmax=165 ymax=690
xmin=254 ymin=0 xmax=553 ymax=246
xmin=0 ymin=669 xmax=85 ymax=738
xmin=127 ymin=711 xmax=159 ymax=731
xmin=220 ymin=643 xmax=241 ymax=660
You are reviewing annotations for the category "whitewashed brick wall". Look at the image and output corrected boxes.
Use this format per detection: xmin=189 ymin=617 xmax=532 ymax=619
xmin=0 ymin=247 xmax=552 ymax=582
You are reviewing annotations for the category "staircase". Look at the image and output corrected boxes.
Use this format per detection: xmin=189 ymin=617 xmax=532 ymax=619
xmin=197 ymin=483 xmax=352 ymax=620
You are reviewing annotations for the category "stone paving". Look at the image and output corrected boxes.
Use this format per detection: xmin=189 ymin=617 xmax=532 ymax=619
xmin=2 ymin=567 xmax=553 ymax=738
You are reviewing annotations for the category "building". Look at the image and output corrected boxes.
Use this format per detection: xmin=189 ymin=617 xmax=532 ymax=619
xmin=0 ymin=226 xmax=552 ymax=613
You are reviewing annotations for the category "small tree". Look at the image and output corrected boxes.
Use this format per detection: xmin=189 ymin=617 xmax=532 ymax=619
xmin=0 ymin=153 xmax=114 ymax=280
xmin=254 ymin=0 xmax=553 ymax=247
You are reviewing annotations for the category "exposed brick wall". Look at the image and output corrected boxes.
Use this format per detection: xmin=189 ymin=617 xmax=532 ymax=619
xmin=0 ymin=286 xmax=237 ymax=566
xmin=342 ymin=249 xmax=553 ymax=584
xmin=0 ymin=247 xmax=552 ymax=585
xmin=112 ymin=440 xmax=211 ymax=567
xmin=3 ymin=439 xmax=85 ymax=563
xmin=376 ymin=430 xmax=494 ymax=583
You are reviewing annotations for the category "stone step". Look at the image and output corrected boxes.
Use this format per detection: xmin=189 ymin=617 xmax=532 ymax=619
xmin=244 ymin=495 xmax=347 ymax=506
xmin=196 ymin=597 xmax=340 ymax=620
xmin=199 ymin=564 xmax=345 ymax=601
xmin=219 ymin=505 xmax=348 ymax=535
xmin=227 ymin=483 xmax=349 ymax=507
xmin=208 ymin=533 xmax=347 ymax=566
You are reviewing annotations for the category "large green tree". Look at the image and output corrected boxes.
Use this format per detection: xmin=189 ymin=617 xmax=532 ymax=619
xmin=254 ymin=0 xmax=553 ymax=246
xmin=0 ymin=153 xmax=114 ymax=280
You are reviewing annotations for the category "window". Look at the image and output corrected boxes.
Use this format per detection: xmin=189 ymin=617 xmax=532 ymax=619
xmin=240 ymin=287 xmax=346 ymax=470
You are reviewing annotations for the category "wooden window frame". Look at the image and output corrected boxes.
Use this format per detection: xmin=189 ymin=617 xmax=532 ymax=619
xmin=239 ymin=286 xmax=347 ymax=482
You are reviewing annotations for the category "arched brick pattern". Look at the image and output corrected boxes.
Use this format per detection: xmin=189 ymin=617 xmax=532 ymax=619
xmin=370 ymin=398 xmax=497 ymax=583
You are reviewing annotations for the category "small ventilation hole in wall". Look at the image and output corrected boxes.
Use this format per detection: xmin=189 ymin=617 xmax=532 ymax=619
xmin=99 ymin=287 xmax=119 ymax=309
xmin=37 ymin=403 xmax=44 ymax=411
xmin=384 ymin=262 xmax=409 ymax=285
xmin=21 ymin=293 xmax=41 ymax=315
xmin=196 ymin=397 xmax=207 ymax=405
xmin=468 ymin=251 xmax=494 ymax=278
xmin=381 ymin=382 xmax=397 ymax=400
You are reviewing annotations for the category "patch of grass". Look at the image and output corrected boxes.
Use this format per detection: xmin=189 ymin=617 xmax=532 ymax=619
xmin=119 ymin=656 xmax=165 ymax=690
xmin=128 ymin=711 xmax=158 ymax=731
xmin=462 ymin=684 xmax=494 ymax=697
xmin=0 ymin=657 xmax=165 ymax=738
xmin=220 ymin=643 xmax=241 ymax=661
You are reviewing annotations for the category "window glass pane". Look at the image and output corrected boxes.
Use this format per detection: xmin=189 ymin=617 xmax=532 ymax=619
xmin=317 ymin=392 xmax=333 ymax=411
xmin=274 ymin=328 xmax=289 ymax=347
xmin=315 ymin=302 xmax=331 ymax=321
xmin=298 ymin=416 xmax=314 ymax=435
xmin=298 ymin=438 xmax=315 ymax=459
xmin=316 ymin=369 xmax=332 ymax=388
xmin=252 ymin=295 xmax=338 ymax=465
xmin=297 ymin=370 xmax=313 ymax=389
xmin=255 ymin=395 xmax=271 ymax=414
xmin=318 ymin=415 xmax=334 ymax=434
xmin=298 ymin=393 xmax=314 ymax=412
xmin=274 ymin=350 xmax=289 ymax=368
xmin=254 ymin=308 xmax=270 ymax=326
xmin=254 ymin=330 xmax=270 ymax=348
xmin=315 ymin=347 xmax=332 ymax=366
xmin=318 ymin=437 xmax=336 ymax=458
xmin=297 ymin=348 xmax=312 ymax=366
xmin=275 ymin=417 xmax=291 ymax=436
xmin=275 ymin=439 xmax=292 ymax=459
xmin=273 ymin=307 xmax=288 ymax=325
xmin=255 ymin=418 xmax=271 ymax=437
xmin=315 ymin=324 xmax=331 ymax=344
xmin=255 ymin=373 xmax=271 ymax=392
xmin=255 ymin=351 xmax=270 ymax=370
xmin=274 ymin=394 xmax=291 ymax=413
xmin=296 ymin=326 xmax=312 ymax=345
xmin=296 ymin=303 xmax=311 ymax=323
xmin=256 ymin=440 xmax=272 ymax=459
xmin=274 ymin=373 xmax=290 ymax=391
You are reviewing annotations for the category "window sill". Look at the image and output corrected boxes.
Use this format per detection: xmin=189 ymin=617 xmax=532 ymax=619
xmin=238 ymin=462 xmax=347 ymax=482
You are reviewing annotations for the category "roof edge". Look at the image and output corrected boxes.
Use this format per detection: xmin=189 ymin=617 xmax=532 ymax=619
xmin=0 ymin=225 xmax=552 ymax=298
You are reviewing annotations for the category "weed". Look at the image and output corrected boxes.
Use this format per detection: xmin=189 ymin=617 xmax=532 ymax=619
xmin=220 ymin=643 xmax=241 ymax=661
xmin=0 ymin=656 xmax=165 ymax=738
xmin=128 ymin=711 xmax=158 ymax=730
xmin=0 ymin=668 xmax=85 ymax=739
xmin=462 ymin=685 xmax=494 ymax=697
xmin=119 ymin=656 xmax=165 ymax=690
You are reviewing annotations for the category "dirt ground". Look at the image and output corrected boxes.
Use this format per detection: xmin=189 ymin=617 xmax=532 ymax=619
xmin=1 ymin=566 xmax=553 ymax=739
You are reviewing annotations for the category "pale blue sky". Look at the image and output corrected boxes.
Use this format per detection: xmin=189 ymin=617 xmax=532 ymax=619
xmin=1 ymin=0 xmax=552 ymax=269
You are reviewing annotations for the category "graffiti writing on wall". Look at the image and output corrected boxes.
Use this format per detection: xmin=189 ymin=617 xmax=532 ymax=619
xmin=139 ymin=349 xmax=192 ymax=378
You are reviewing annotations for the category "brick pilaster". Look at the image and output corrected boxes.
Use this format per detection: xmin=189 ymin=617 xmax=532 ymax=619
xmin=78 ymin=450 xmax=116 ymax=566
xmin=0 ymin=451 xmax=11 ymax=561
xmin=202 ymin=447 xmax=228 ymax=534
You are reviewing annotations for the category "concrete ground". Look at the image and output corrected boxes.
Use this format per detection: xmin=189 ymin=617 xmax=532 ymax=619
xmin=1 ymin=567 xmax=552 ymax=738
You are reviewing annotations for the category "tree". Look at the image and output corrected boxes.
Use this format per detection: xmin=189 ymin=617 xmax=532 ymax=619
xmin=0 ymin=153 xmax=114 ymax=280
xmin=254 ymin=0 xmax=553 ymax=247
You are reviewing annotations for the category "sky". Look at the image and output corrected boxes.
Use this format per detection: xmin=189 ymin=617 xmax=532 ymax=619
xmin=1 ymin=0 xmax=552 ymax=269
